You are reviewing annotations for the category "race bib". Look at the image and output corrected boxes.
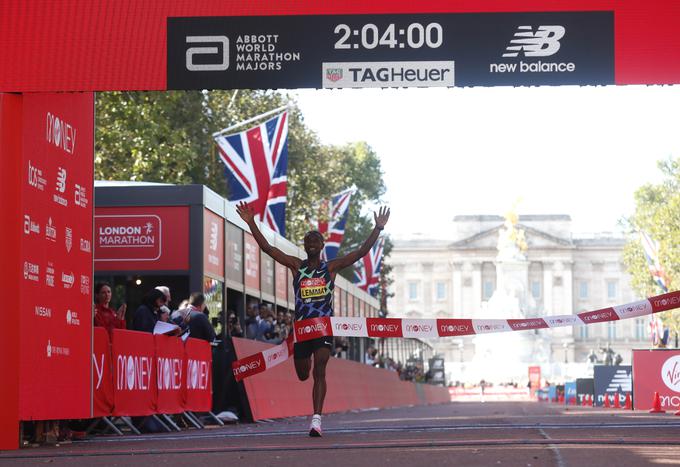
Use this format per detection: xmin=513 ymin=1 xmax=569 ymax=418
xmin=300 ymin=277 xmax=327 ymax=300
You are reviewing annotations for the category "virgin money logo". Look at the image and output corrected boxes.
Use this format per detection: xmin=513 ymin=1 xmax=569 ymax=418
xmin=371 ymin=324 xmax=399 ymax=333
xmin=614 ymin=300 xmax=651 ymax=319
xmin=336 ymin=323 xmax=364 ymax=332
xmin=233 ymin=360 xmax=261 ymax=376
xmin=661 ymin=355 xmax=680 ymax=392
xmin=437 ymin=319 xmax=473 ymax=336
xmin=330 ymin=317 xmax=368 ymax=337
xmin=580 ymin=309 xmax=616 ymax=323
xmin=508 ymin=319 xmax=547 ymax=330
xmin=298 ymin=323 xmax=328 ymax=335
xmin=653 ymin=295 xmax=680 ymax=309
xmin=265 ymin=347 xmax=287 ymax=364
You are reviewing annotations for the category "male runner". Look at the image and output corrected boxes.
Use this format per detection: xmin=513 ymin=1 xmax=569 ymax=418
xmin=236 ymin=201 xmax=390 ymax=437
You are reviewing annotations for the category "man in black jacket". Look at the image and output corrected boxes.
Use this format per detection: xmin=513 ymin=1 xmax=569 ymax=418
xmin=179 ymin=292 xmax=216 ymax=343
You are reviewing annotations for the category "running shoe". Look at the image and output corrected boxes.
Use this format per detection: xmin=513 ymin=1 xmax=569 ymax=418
xmin=309 ymin=415 xmax=322 ymax=437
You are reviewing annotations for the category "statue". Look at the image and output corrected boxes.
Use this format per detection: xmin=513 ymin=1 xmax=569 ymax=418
xmin=586 ymin=349 xmax=599 ymax=364
xmin=497 ymin=205 xmax=528 ymax=262
xmin=600 ymin=343 xmax=615 ymax=366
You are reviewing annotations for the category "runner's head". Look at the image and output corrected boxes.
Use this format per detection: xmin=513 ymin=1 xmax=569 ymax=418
xmin=303 ymin=230 xmax=325 ymax=258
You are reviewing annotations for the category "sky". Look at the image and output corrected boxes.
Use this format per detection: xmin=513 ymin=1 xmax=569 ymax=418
xmin=291 ymin=85 xmax=680 ymax=239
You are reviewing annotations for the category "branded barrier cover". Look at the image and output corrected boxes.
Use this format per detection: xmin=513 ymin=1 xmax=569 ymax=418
xmin=576 ymin=378 xmax=594 ymax=404
xmin=183 ymin=338 xmax=213 ymax=412
xmin=111 ymin=329 xmax=157 ymax=416
xmin=93 ymin=327 xmax=114 ymax=418
xmin=154 ymin=334 xmax=185 ymax=414
xmin=632 ymin=349 xmax=680 ymax=411
xmin=564 ymin=381 xmax=577 ymax=405
xmin=593 ymin=365 xmax=632 ymax=407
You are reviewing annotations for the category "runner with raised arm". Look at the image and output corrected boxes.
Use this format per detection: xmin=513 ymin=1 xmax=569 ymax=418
xmin=236 ymin=201 xmax=390 ymax=437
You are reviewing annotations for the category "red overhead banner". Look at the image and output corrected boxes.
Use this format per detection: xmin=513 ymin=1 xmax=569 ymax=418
xmin=19 ymin=92 xmax=93 ymax=421
xmin=111 ymin=329 xmax=156 ymax=417
xmin=93 ymin=327 xmax=114 ymax=418
xmin=2 ymin=1 xmax=680 ymax=90
xmin=183 ymin=338 xmax=213 ymax=412
xmin=95 ymin=206 xmax=189 ymax=271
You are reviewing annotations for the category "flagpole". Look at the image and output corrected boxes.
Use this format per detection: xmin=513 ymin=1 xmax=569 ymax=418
xmin=212 ymin=104 xmax=290 ymax=138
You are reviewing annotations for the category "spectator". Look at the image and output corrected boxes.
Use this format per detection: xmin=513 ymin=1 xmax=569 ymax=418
xmin=244 ymin=303 xmax=259 ymax=339
xmin=178 ymin=292 xmax=217 ymax=343
xmin=227 ymin=311 xmax=243 ymax=338
xmin=158 ymin=305 xmax=171 ymax=323
xmin=94 ymin=282 xmax=126 ymax=337
xmin=132 ymin=288 xmax=167 ymax=333
xmin=155 ymin=285 xmax=172 ymax=309
xmin=255 ymin=303 xmax=279 ymax=343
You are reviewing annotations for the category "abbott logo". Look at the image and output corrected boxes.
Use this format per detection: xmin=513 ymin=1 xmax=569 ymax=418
xmin=186 ymin=36 xmax=229 ymax=71
xmin=502 ymin=25 xmax=565 ymax=58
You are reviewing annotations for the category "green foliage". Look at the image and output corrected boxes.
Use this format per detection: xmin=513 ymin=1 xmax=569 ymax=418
xmin=95 ymin=90 xmax=392 ymax=306
xmin=622 ymin=157 xmax=680 ymax=340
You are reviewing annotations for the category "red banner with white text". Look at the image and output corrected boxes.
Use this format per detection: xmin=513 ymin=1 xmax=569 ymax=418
xmin=632 ymin=349 xmax=680 ymax=411
xmin=19 ymin=92 xmax=93 ymax=421
xmin=111 ymin=329 xmax=156 ymax=417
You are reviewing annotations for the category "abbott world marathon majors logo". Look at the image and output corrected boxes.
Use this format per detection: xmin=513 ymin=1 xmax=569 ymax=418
xmin=490 ymin=25 xmax=575 ymax=74
xmin=322 ymin=61 xmax=455 ymax=89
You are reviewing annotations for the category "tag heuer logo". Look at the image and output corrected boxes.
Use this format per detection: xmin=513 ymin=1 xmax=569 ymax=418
xmin=326 ymin=68 xmax=343 ymax=82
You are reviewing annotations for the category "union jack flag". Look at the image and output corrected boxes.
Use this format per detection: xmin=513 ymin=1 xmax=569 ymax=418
xmin=214 ymin=112 xmax=289 ymax=236
xmin=311 ymin=187 xmax=355 ymax=261
xmin=354 ymin=237 xmax=384 ymax=297
xmin=639 ymin=230 xmax=669 ymax=292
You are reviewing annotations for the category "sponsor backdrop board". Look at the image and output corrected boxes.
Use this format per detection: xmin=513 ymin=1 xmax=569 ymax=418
xmin=593 ymin=365 xmax=632 ymax=407
xmin=204 ymin=209 xmax=224 ymax=279
xmin=168 ymin=12 xmax=614 ymax=90
xmin=632 ymin=349 xmax=680 ymax=411
xmin=19 ymin=93 xmax=94 ymax=420
xmin=576 ymin=378 xmax=594 ymax=404
xmin=261 ymin=252 xmax=275 ymax=297
xmin=94 ymin=206 xmax=189 ymax=271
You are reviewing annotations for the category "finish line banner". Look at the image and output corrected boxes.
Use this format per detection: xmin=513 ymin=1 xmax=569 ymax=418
xmin=232 ymin=291 xmax=680 ymax=381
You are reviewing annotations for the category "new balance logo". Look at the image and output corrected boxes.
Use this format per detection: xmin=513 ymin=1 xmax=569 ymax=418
xmin=606 ymin=369 xmax=632 ymax=392
xmin=502 ymin=25 xmax=565 ymax=58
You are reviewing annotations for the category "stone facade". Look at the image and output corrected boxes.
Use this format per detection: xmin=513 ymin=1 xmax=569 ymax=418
xmin=388 ymin=215 xmax=648 ymax=384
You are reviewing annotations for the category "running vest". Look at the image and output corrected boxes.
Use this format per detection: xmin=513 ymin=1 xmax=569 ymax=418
xmin=293 ymin=260 xmax=334 ymax=320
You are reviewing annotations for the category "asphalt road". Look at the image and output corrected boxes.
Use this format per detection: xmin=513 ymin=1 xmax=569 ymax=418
xmin=2 ymin=401 xmax=680 ymax=466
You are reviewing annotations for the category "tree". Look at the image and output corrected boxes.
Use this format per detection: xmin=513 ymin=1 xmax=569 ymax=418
xmin=622 ymin=157 xmax=680 ymax=346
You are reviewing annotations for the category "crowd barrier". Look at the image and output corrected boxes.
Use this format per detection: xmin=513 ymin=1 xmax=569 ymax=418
xmin=232 ymin=337 xmax=450 ymax=421
xmin=93 ymin=327 xmax=212 ymax=418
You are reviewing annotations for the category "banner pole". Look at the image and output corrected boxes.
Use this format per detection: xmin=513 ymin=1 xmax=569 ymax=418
xmin=212 ymin=104 xmax=290 ymax=138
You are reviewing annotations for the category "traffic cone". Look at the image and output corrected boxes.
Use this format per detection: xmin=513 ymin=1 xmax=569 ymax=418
xmin=649 ymin=392 xmax=665 ymax=413
xmin=603 ymin=394 xmax=611 ymax=408
xmin=624 ymin=393 xmax=633 ymax=410
xmin=614 ymin=393 xmax=621 ymax=409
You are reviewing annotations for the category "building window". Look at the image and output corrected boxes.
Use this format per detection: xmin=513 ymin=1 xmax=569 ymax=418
xmin=531 ymin=280 xmax=541 ymax=299
xmin=579 ymin=325 xmax=588 ymax=340
xmin=579 ymin=281 xmax=589 ymax=300
xmin=408 ymin=282 xmax=418 ymax=300
xmin=435 ymin=282 xmax=446 ymax=300
xmin=607 ymin=280 xmax=617 ymax=300
xmin=483 ymin=280 xmax=494 ymax=300
xmin=635 ymin=318 xmax=645 ymax=340
xmin=608 ymin=321 xmax=617 ymax=340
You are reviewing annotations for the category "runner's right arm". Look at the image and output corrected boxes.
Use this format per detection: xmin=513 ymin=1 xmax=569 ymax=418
xmin=236 ymin=201 xmax=302 ymax=272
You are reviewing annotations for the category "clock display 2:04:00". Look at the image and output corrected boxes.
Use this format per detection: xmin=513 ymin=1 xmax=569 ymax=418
xmin=334 ymin=23 xmax=444 ymax=50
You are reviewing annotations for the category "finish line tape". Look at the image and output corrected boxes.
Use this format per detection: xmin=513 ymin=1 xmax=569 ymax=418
xmin=232 ymin=290 xmax=680 ymax=381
